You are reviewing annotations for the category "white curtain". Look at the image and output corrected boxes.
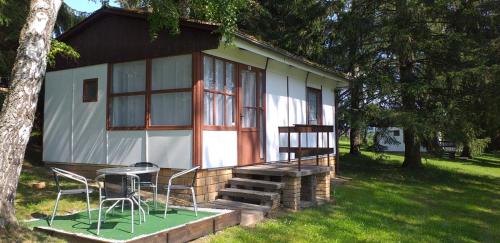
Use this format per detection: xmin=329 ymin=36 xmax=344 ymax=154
xmin=111 ymin=95 xmax=145 ymax=127
xmin=152 ymin=54 xmax=192 ymax=90
xmin=226 ymin=63 xmax=235 ymax=93
xmin=111 ymin=60 xmax=146 ymax=127
xmin=215 ymin=59 xmax=224 ymax=91
xmin=112 ymin=60 xmax=146 ymax=93
xmin=203 ymin=56 xmax=214 ymax=89
xmin=307 ymin=90 xmax=319 ymax=124
xmin=150 ymin=54 xmax=192 ymax=126
xmin=226 ymin=96 xmax=235 ymax=126
xmin=204 ymin=92 xmax=214 ymax=125
xmin=150 ymin=92 xmax=191 ymax=125
xmin=215 ymin=94 xmax=224 ymax=125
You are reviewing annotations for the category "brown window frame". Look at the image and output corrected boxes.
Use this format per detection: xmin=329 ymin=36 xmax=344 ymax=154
xmin=306 ymin=87 xmax=323 ymax=125
xmin=202 ymin=54 xmax=237 ymax=131
xmin=107 ymin=56 xmax=194 ymax=131
xmin=82 ymin=78 xmax=98 ymax=102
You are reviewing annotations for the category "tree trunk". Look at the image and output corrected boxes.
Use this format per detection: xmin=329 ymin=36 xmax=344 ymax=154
xmin=350 ymin=126 xmax=361 ymax=155
xmin=461 ymin=144 xmax=472 ymax=158
xmin=402 ymin=127 xmax=422 ymax=168
xmin=349 ymin=69 xmax=362 ymax=156
xmin=0 ymin=0 xmax=61 ymax=227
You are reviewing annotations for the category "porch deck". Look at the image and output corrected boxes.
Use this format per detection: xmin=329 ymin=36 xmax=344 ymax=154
xmin=233 ymin=163 xmax=333 ymax=177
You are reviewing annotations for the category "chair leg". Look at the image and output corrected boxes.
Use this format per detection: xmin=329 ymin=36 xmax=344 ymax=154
xmin=50 ymin=192 xmax=62 ymax=226
xmin=97 ymin=200 xmax=104 ymax=235
xmin=86 ymin=192 xmax=92 ymax=224
xmin=163 ymin=187 xmax=171 ymax=218
xmin=121 ymin=200 xmax=124 ymax=213
xmin=191 ymin=187 xmax=198 ymax=216
xmin=130 ymin=199 xmax=134 ymax=234
xmin=154 ymin=186 xmax=158 ymax=209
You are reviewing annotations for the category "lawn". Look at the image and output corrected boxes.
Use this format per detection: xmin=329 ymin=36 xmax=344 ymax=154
xmin=5 ymin=138 xmax=500 ymax=242
xmin=203 ymin=138 xmax=500 ymax=242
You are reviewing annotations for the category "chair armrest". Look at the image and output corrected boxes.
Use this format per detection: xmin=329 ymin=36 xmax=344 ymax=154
xmin=168 ymin=166 xmax=200 ymax=185
xmin=52 ymin=168 xmax=88 ymax=185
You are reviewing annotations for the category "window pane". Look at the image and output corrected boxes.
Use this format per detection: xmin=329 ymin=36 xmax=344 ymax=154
xmin=112 ymin=60 xmax=146 ymax=93
xmin=307 ymin=90 xmax=318 ymax=124
xmin=84 ymin=79 xmax=98 ymax=102
xmin=215 ymin=59 xmax=224 ymax=91
xmin=226 ymin=63 xmax=235 ymax=94
xmin=242 ymin=108 xmax=256 ymax=128
xmin=152 ymin=54 xmax=192 ymax=90
xmin=204 ymin=92 xmax=214 ymax=125
xmin=111 ymin=95 xmax=145 ymax=127
xmin=215 ymin=94 xmax=224 ymax=125
xmin=203 ymin=56 xmax=214 ymax=89
xmin=242 ymin=71 xmax=256 ymax=107
xmin=150 ymin=92 xmax=192 ymax=126
xmin=226 ymin=96 xmax=235 ymax=126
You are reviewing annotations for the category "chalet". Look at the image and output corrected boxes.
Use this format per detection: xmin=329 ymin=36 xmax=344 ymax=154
xmin=44 ymin=7 xmax=349 ymax=211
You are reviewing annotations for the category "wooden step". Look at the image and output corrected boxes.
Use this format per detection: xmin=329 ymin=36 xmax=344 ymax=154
xmin=210 ymin=199 xmax=271 ymax=213
xmin=229 ymin=178 xmax=285 ymax=190
xmin=218 ymin=188 xmax=280 ymax=202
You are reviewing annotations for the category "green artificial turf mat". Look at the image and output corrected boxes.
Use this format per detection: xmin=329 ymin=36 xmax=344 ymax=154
xmin=25 ymin=202 xmax=217 ymax=241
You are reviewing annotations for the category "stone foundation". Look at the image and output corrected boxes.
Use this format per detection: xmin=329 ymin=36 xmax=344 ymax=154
xmin=281 ymin=171 xmax=331 ymax=211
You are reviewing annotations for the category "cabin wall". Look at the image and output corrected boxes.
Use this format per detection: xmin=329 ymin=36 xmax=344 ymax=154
xmin=203 ymin=47 xmax=337 ymax=165
xmin=44 ymin=64 xmax=192 ymax=169
xmin=375 ymin=127 xmax=427 ymax=152
xmin=266 ymin=61 xmax=336 ymax=162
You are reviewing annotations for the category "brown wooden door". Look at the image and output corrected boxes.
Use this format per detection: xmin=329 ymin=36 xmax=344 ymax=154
xmin=238 ymin=66 xmax=265 ymax=166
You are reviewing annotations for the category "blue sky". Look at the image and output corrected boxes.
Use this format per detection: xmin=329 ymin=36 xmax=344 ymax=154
xmin=65 ymin=0 xmax=119 ymax=13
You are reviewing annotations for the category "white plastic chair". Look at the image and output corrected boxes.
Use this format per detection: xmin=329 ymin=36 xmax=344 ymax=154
xmin=163 ymin=166 xmax=200 ymax=218
xmin=50 ymin=168 xmax=93 ymax=226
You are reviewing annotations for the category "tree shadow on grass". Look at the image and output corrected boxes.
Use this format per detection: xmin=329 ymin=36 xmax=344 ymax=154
xmin=214 ymin=151 xmax=499 ymax=242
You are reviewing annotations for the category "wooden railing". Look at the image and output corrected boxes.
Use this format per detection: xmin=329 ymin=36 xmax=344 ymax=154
xmin=278 ymin=124 xmax=334 ymax=171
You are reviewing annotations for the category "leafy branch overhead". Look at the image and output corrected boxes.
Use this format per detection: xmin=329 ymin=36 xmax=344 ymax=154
xmin=115 ymin=0 xmax=247 ymax=42
xmin=47 ymin=40 xmax=80 ymax=68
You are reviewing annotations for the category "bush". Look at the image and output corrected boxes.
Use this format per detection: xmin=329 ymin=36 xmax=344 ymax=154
xmin=469 ymin=138 xmax=491 ymax=157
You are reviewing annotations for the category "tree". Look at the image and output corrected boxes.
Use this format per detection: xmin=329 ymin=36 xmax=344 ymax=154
xmin=0 ymin=0 xmax=63 ymax=226
xmin=324 ymin=0 xmax=385 ymax=156
xmin=236 ymin=0 xmax=334 ymax=62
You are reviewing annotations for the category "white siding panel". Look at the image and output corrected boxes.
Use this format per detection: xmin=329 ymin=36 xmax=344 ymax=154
xmin=202 ymin=131 xmax=237 ymax=168
xmin=265 ymin=67 xmax=289 ymax=162
xmin=43 ymin=70 xmax=73 ymax=162
xmin=108 ymin=131 xmax=145 ymax=165
xmin=72 ymin=65 xmax=107 ymax=164
xmin=148 ymin=130 xmax=192 ymax=169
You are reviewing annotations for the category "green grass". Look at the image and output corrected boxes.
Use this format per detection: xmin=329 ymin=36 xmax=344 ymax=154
xmin=15 ymin=158 xmax=100 ymax=220
xmin=203 ymin=139 xmax=500 ymax=242
xmin=26 ymin=203 xmax=216 ymax=241
xmin=12 ymin=138 xmax=500 ymax=242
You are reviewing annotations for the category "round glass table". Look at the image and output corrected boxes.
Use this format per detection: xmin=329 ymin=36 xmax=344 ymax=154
xmin=96 ymin=166 xmax=160 ymax=221
xmin=96 ymin=166 xmax=160 ymax=175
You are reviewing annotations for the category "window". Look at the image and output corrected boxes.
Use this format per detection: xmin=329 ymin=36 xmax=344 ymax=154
xmin=393 ymin=130 xmax=400 ymax=137
xmin=150 ymin=55 xmax=192 ymax=126
xmin=83 ymin=78 xmax=98 ymax=102
xmin=203 ymin=55 xmax=236 ymax=128
xmin=108 ymin=55 xmax=193 ymax=129
xmin=110 ymin=60 xmax=146 ymax=128
xmin=306 ymin=87 xmax=322 ymax=125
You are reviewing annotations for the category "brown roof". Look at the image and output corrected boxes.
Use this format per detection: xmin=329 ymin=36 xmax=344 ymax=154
xmin=58 ymin=6 xmax=348 ymax=82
